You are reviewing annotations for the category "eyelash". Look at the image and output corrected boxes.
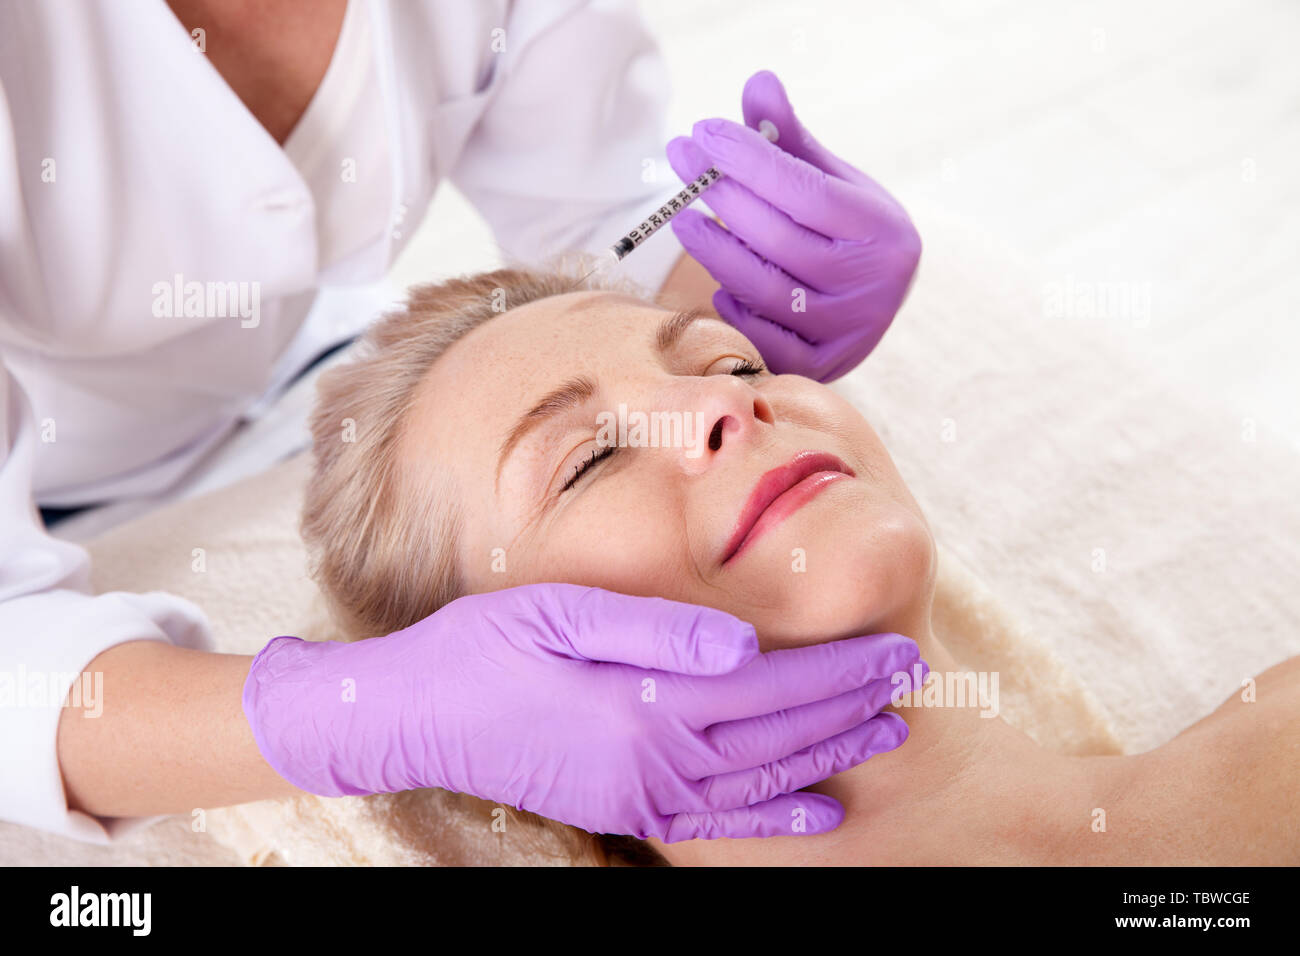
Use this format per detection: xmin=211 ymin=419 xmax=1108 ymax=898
xmin=557 ymin=357 xmax=767 ymax=493
xmin=728 ymin=358 xmax=766 ymax=377
xmin=561 ymin=445 xmax=616 ymax=492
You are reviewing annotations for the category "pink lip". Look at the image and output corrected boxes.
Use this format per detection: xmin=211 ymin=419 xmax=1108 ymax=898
xmin=721 ymin=451 xmax=855 ymax=565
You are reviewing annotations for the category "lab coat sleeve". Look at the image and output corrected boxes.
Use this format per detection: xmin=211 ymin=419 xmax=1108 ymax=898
xmin=448 ymin=0 xmax=688 ymax=296
xmin=0 ymin=359 xmax=215 ymax=843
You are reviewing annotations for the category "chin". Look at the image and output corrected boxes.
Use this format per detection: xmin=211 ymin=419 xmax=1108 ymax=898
xmin=742 ymin=504 xmax=936 ymax=651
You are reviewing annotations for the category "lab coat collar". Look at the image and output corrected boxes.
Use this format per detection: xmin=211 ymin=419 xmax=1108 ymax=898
xmin=147 ymin=0 xmax=321 ymax=290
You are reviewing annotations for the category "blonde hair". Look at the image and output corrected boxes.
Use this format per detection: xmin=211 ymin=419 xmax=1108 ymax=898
xmin=301 ymin=261 xmax=666 ymax=865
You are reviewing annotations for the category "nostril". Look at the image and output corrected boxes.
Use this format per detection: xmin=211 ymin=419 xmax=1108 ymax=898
xmin=708 ymin=417 xmax=727 ymax=452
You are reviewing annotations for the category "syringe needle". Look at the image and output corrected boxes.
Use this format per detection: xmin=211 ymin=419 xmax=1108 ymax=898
xmin=574 ymin=119 xmax=780 ymax=286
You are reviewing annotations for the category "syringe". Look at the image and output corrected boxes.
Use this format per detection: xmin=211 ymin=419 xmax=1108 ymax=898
xmin=577 ymin=118 xmax=780 ymax=283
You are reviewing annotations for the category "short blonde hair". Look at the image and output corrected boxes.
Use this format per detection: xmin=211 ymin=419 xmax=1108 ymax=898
xmin=300 ymin=261 xmax=666 ymax=866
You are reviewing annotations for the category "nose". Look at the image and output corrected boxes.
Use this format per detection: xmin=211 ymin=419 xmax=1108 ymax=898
xmin=671 ymin=375 xmax=776 ymax=474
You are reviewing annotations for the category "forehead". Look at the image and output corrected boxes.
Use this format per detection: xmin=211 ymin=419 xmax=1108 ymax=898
xmin=435 ymin=290 xmax=667 ymax=384
xmin=405 ymin=291 xmax=667 ymax=454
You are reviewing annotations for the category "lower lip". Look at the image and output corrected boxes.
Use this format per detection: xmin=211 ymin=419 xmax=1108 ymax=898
xmin=724 ymin=471 xmax=851 ymax=564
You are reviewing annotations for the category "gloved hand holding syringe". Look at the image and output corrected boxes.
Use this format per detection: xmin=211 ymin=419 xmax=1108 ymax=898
xmin=591 ymin=70 xmax=922 ymax=383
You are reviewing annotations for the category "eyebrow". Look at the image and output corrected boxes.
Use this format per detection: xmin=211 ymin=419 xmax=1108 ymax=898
xmin=657 ymin=306 xmax=709 ymax=353
xmin=494 ymin=306 xmax=711 ymax=486
xmin=496 ymin=375 xmax=597 ymax=484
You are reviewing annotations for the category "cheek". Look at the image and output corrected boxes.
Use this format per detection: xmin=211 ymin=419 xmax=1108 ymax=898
xmin=502 ymin=481 xmax=697 ymax=600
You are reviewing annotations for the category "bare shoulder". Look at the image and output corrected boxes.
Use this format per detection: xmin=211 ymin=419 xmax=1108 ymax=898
xmin=1135 ymin=655 xmax=1300 ymax=864
xmin=1169 ymin=656 xmax=1300 ymax=744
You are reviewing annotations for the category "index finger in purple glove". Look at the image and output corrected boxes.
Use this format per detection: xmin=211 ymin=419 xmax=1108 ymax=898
xmin=667 ymin=631 xmax=920 ymax=726
xmin=691 ymin=117 xmax=902 ymax=242
xmin=666 ymin=135 xmax=842 ymax=294
xmin=739 ymin=69 xmax=897 ymax=195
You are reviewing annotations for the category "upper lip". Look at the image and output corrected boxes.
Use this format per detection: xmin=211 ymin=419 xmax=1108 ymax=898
xmin=721 ymin=450 xmax=855 ymax=564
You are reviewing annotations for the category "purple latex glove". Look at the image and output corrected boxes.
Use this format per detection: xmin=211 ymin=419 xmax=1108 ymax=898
xmin=666 ymin=70 xmax=922 ymax=383
xmin=243 ymin=583 xmax=923 ymax=842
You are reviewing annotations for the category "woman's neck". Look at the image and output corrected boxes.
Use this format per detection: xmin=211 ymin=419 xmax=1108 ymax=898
xmin=657 ymin=614 xmax=1109 ymax=865
xmin=812 ymin=631 xmax=1084 ymax=864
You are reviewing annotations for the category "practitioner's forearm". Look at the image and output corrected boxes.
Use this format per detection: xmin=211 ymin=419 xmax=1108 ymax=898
xmin=57 ymin=640 xmax=302 ymax=818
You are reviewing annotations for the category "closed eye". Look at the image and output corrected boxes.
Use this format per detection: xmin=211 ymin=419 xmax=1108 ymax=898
xmin=559 ymin=444 xmax=617 ymax=493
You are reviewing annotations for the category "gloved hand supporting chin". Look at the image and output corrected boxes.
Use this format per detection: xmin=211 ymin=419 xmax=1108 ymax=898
xmin=242 ymin=582 xmax=921 ymax=842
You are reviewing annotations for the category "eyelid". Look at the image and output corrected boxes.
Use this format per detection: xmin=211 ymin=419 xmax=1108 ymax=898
xmin=703 ymin=353 xmax=767 ymax=376
xmin=559 ymin=444 xmax=616 ymax=494
xmin=555 ymin=441 xmax=618 ymax=496
xmin=543 ymin=432 xmax=595 ymax=496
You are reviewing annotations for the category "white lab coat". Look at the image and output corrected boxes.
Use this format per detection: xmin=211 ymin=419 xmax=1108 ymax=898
xmin=0 ymin=0 xmax=685 ymax=842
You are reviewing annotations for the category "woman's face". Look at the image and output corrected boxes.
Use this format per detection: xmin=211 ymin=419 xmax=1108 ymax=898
xmin=404 ymin=290 xmax=935 ymax=649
